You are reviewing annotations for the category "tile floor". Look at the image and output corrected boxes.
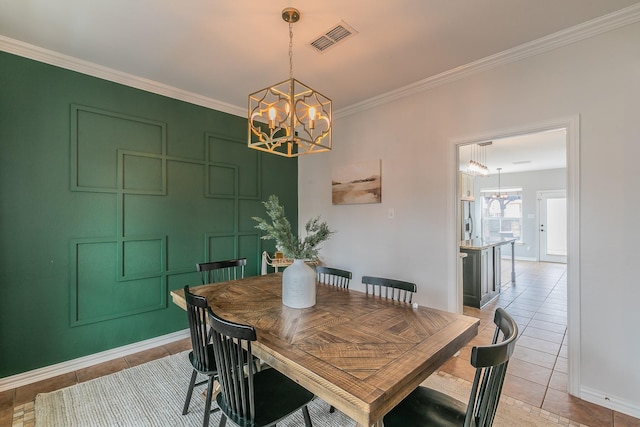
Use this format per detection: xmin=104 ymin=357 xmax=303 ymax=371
xmin=2 ymin=260 xmax=640 ymax=426
xmin=440 ymin=260 xmax=640 ymax=427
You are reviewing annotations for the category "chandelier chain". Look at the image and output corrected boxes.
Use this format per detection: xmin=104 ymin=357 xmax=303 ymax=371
xmin=288 ymin=22 xmax=294 ymax=80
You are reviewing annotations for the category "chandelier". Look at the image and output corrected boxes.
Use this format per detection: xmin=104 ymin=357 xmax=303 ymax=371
xmin=492 ymin=167 xmax=509 ymax=199
xmin=467 ymin=142 xmax=490 ymax=176
xmin=248 ymin=8 xmax=332 ymax=157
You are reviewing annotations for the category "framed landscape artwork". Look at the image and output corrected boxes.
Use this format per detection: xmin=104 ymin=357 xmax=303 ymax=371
xmin=332 ymin=159 xmax=382 ymax=205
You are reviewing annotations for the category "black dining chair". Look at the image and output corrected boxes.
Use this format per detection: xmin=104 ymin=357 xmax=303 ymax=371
xmin=383 ymin=307 xmax=519 ymax=427
xmin=181 ymin=286 xmax=219 ymax=427
xmin=316 ymin=266 xmax=352 ymax=289
xmin=362 ymin=275 xmax=417 ymax=303
xmin=197 ymin=258 xmax=246 ymax=284
xmin=208 ymin=307 xmax=315 ymax=427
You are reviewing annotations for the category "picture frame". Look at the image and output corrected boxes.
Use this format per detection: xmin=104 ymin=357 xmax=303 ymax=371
xmin=332 ymin=159 xmax=382 ymax=205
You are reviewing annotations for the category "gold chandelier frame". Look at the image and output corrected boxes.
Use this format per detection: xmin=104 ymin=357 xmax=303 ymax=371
xmin=248 ymin=8 xmax=332 ymax=157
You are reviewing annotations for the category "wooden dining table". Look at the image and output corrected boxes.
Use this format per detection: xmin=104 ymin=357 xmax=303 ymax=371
xmin=170 ymin=273 xmax=479 ymax=427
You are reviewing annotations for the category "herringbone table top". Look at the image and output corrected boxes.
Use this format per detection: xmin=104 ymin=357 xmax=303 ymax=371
xmin=171 ymin=273 xmax=479 ymax=427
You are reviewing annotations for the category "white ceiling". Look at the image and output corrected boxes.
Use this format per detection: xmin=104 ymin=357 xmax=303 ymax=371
xmin=1 ymin=1 xmax=638 ymax=172
xmin=458 ymin=129 xmax=567 ymax=174
xmin=2 ymin=0 xmax=639 ymax=111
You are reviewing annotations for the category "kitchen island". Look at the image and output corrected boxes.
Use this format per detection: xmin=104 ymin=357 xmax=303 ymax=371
xmin=460 ymin=238 xmax=516 ymax=308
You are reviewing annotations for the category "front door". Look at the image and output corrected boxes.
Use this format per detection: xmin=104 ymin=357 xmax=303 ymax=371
xmin=538 ymin=190 xmax=567 ymax=263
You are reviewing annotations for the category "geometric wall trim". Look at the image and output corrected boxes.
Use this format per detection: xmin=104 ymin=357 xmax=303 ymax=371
xmin=206 ymin=163 xmax=237 ymax=198
xmin=203 ymin=232 xmax=262 ymax=277
xmin=238 ymin=233 xmax=262 ymax=276
xmin=67 ymin=106 xmax=272 ymax=328
xmin=120 ymin=151 xmax=166 ymax=195
xmin=205 ymin=132 xmax=260 ymax=200
xmin=70 ymin=238 xmax=166 ymax=326
xmin=120 ymin=236 xmax=166 ymax=280
xmin=70 ymin=104 xmax=166 ymax=193
xmin=2 ymin=51 xmax=298 ymax=378
xmin=204 ymin=233 xmax=237 ymax=263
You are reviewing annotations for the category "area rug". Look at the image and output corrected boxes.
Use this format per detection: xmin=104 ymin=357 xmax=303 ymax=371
xmin=35 ymin=352 xmax=569 ymax=426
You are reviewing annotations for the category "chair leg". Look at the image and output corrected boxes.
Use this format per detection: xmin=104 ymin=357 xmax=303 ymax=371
xmin=203 ymin=376 xmax=215 ymax=427
xmin=302 ymin=405 xmax=313 ymax=427
xmin=219 ymin=414 xmax=227 ymax=427
xmin=182 ymin=369 xmax=198 ymax=415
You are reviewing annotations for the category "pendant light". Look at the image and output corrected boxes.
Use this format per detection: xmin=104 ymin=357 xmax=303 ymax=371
xmin=493 ymin=168 xmax=508 ymax=199
xmin=248 ymin=8 xmax=332 ymax=157
xmin=467 ymin=142 xmax=489 ymax=176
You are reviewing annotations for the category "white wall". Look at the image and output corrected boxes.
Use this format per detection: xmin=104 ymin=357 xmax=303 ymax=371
xmin=299 ymin=22 xmax=640 ymax=416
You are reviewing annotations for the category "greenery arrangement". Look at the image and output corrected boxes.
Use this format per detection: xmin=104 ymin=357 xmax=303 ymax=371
xmin=252 ymin=195 xmax=334 ymax=260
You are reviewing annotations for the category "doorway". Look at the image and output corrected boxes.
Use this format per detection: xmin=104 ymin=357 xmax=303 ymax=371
xmin=457 ymin=129 xmax=566 ymax=260
xmin=454 ymin=114 xmax=580 ymax=396
xmin=538 ymin=190 xmax=567 ymax=263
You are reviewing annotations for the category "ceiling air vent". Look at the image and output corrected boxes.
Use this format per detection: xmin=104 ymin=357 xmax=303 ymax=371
xmin=310 ymin=20 xmax=358 ymax=53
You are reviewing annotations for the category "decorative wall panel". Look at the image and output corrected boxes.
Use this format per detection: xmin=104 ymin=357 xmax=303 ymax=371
xmin=70 ymin=239 xmax=165 ymax=325
xmin=69 ymin=106 xmax=267 ymax=326
xmin=238 ymin=234 xmax=261 ymax=276
xmin=1 ymin=51 xmax=298 ymax=377
xmin=121 ymin=152 xmax=165 ymax=193
xmin=71 ymin=105 xmax=166 ymax=192
xmin=206 ymin=133 xmax=260 ymax=199
xmin=121 ymin=238 xmax=164 ymax=278
xmin=207 ymin=164 xmax=237 ymax=197
xmin=205 ymin=234 xmax=237 ymax=262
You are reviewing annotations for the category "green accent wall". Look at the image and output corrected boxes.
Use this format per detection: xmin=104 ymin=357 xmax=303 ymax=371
xmin=0 ymin=51 xmax=298 ymax=377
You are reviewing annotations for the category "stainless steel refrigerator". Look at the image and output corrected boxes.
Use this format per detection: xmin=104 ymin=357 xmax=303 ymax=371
xmin=461 ymin=200 xmax=475 ymax=240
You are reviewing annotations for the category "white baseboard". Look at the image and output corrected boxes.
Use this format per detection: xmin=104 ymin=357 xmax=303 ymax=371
xmin=0 ymin=329 xmax=190 ymax=392
xmin=580 ymin=386 xmax=640 ymax=419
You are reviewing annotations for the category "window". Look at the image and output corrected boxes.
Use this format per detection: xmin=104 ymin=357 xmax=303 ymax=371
xmin=480 ymin=188 xmax=523 ymax=243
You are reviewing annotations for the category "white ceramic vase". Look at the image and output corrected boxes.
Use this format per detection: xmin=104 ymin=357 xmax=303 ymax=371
xmin=282 ymin=259 xmax=316 ymax=308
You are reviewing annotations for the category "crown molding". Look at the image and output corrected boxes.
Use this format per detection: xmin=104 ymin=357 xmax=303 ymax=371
xmin=2 ymin=3 xmax=639 ymax=120
xmin=334 ymin=3 xmax=640 ymax=119
xmin=0 ymin=36 xmax=246 ymax=118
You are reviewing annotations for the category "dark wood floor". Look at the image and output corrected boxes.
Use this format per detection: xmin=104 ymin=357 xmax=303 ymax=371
xmin=2 ymin=260 xmax=639 ymax=426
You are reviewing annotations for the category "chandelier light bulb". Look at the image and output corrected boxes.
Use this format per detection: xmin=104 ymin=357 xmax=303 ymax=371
xmin=309 ymin=106 xmax=316 ymax=129
xmin=268 ymin=107 xmax=277 ymax=129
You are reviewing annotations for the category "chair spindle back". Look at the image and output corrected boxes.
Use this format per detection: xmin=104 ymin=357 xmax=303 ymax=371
xmin=316 ymin=266 xmax=352 ymax=289
xmin=197 ymin=258 xmax=246 ymax=284
xmin=362 ymin=275 xmax=417 ymax=303
xmin=465 ymin=307 xmax=518 ymax=427
xmin=208 ymin=308 xmax=257 ymax=422
xmin=183 ymin=286 xmax=215 ymax=372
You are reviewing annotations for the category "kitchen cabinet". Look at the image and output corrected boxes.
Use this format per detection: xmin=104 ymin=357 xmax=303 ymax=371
xmin=461 ymin=247 xmax=496 ymax=308
xmin=459 ymin=172 xmax=474 ymax=201
xmin=460 ymin=238 xmax=514 ymax=308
